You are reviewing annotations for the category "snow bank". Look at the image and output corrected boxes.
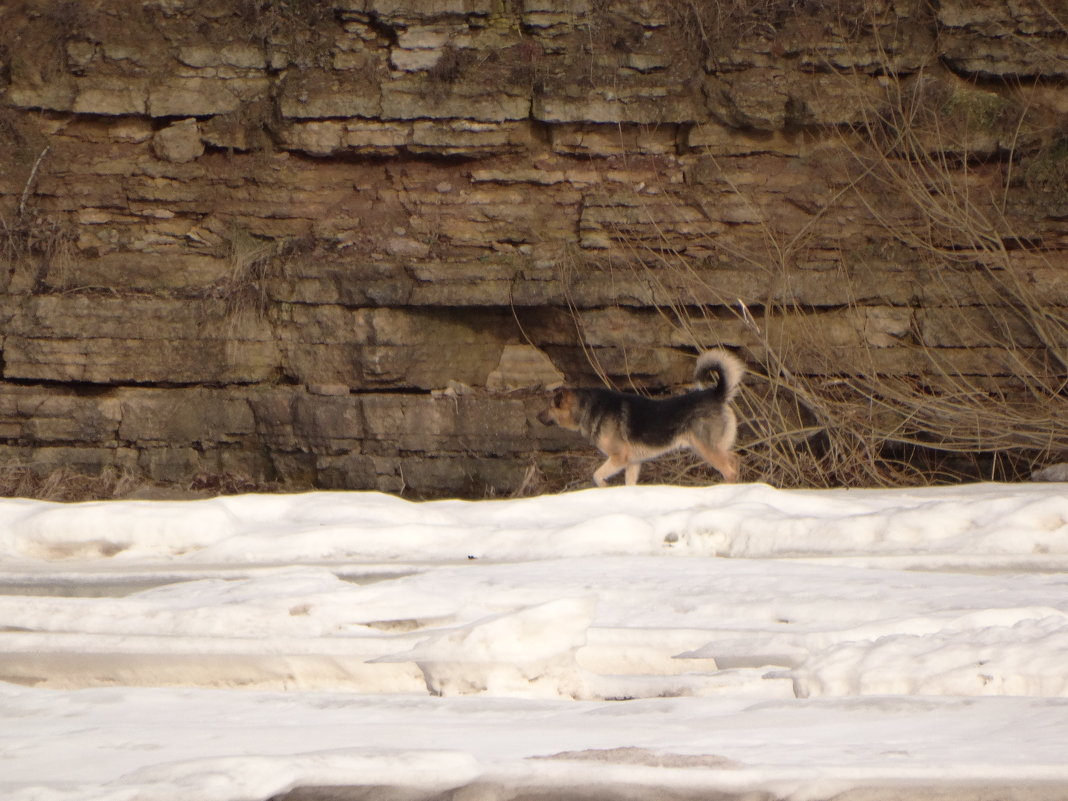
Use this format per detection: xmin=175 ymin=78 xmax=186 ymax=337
xmin=1 ymin=482 xmax=1067 ymax=800
xmin=3 ymin=482 xmax=1066 ymax=565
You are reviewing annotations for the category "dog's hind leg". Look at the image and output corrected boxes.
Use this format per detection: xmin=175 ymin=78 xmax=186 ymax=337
xmin=624 ymin=462 xmax=641 ymax=486
xmin=692 ymin=441 xmax=739 ymax=483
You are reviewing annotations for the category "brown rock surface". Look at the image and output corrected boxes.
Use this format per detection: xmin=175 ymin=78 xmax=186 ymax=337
xmin=0 ymin=0 xmax=1065 ymax=497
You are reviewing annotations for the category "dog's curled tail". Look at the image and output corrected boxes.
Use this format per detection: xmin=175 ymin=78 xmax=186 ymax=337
xmin=694 ymin=348 xmax=745 ymax=402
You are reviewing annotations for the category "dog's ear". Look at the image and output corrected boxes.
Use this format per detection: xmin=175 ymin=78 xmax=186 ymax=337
xmin=552 ymin=389 xmax=566 ymax=408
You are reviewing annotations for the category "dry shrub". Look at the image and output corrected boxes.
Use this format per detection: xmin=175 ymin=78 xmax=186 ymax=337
xmin=565 ymin=69 xmax=1067 ymax=488
xmin=0 ymin=139 xmax=78 ymax=293
xmin=186 ymin=471 xmax=290 ymax=495
xmin=827 ymin=69 xmax=1068 ymax=482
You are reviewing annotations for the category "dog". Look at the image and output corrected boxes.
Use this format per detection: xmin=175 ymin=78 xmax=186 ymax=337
xmin=537 ymin=349 xmax=745 ymax=487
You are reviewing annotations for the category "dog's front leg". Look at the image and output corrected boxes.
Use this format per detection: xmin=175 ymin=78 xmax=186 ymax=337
xmin=624 ymin=462 xmax=641 ymax=485
xmin=593 ymin=457 xmax=625 ymax=487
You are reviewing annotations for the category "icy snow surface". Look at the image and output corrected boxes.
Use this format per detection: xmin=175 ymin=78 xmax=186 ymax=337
xmin=1 ymin=482 xmax=1067 ymax=801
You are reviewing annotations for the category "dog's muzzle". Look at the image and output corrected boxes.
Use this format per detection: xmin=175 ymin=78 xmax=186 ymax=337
xmin=536 ymin=409 xmax=554 ymax=426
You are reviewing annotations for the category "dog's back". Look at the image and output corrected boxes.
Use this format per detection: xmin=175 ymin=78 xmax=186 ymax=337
xmin=569 ymin=386 xmax=724 ymax=447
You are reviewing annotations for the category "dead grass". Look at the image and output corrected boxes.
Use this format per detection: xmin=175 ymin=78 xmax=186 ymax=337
xmin=0 ymin=466 xmax=140 ymax=502
xmin=0 ymin=466 xmax=296 ymax=502
xmin=219 ymin=227 xmax=284 ymax=318
xmin=212 ymin=227 xmax=313 ymax=319
xmin=661 ymin=0 xmax=872 ymax=67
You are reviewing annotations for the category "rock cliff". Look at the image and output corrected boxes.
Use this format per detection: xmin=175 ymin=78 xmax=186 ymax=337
xmin=1 ymin=0 xmax=1066 ymax=497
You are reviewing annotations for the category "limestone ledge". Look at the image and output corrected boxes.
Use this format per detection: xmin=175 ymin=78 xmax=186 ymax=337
xmin=7 ymin=0 xmax=1063 ymax=147
xmin=0 ymin=383 xmax=573 ymax=495
xmin=0 ymin=292 xmax=1053 ymax=390
xmin=938 ymin=0 xmax=1068 ymax=78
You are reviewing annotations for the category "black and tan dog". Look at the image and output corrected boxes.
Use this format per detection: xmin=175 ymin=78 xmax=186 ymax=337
xmin=537 ymin=349 xmax=745 ymax=487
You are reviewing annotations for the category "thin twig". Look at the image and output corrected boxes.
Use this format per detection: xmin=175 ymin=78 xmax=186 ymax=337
xmin=18 ymin=145 xmax=50 ymax=218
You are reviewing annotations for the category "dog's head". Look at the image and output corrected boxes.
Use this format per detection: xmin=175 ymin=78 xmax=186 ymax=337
xmin=537 ymin=388 xmax=581 ymax=431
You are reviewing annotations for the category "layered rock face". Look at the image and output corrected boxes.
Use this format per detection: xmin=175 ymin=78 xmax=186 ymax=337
xmin=0 ymin=0 xmax=1066 ymax=497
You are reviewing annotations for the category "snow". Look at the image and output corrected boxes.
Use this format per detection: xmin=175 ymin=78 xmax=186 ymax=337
xmin=1 ymin=481 xmax=1067 ymax=801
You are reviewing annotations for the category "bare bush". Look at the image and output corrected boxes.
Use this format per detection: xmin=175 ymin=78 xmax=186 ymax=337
xmin=566 ymin=66 xmax=1067 ymax=488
